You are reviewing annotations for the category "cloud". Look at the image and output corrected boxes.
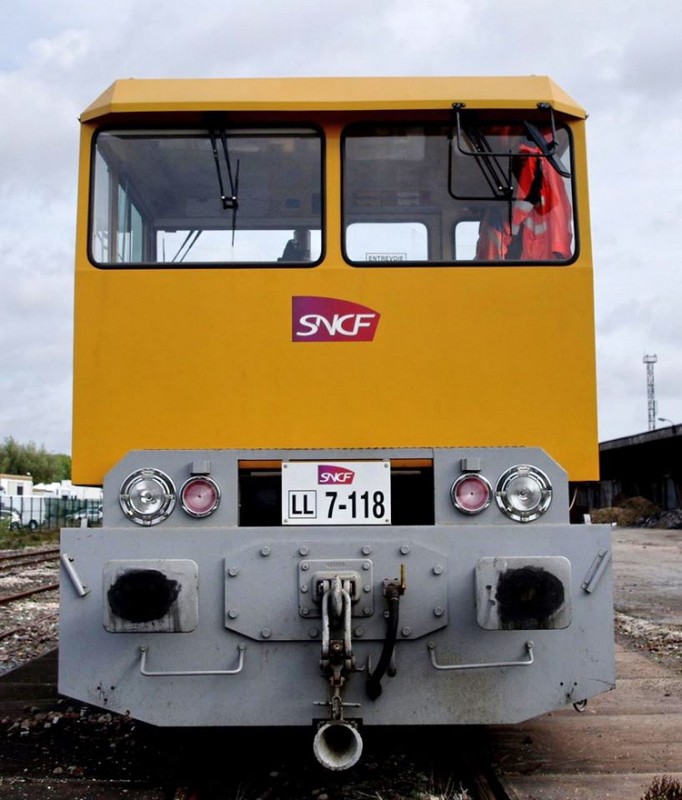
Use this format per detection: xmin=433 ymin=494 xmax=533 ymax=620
xmin=1 ymin=0 xmax=682 ymax=454
xmin=27 ymin=29 xmax=91 ymax=71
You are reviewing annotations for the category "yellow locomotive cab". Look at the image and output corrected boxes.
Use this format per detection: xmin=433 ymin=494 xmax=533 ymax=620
xmin=72 ymin=76 xmax=597 ymax=485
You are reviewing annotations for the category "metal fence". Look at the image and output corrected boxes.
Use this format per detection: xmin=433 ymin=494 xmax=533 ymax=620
xmin=0 ymin=496 xmax=103 ymax=530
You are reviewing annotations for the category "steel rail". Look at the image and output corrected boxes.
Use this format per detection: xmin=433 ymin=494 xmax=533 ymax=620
xmin=0 ymin=547 xmax=60 ymax=570
xmin=0 ymin=611 xmax=59 ymax=642
xmin=0 ymin=582 xmax=60 ymax=606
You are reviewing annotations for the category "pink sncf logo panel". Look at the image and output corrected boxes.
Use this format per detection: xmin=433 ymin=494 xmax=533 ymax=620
xmin=317 ymin=465 xmax=356 ymax=485
xmin=292 ymin=296 xmax=380 ymax=342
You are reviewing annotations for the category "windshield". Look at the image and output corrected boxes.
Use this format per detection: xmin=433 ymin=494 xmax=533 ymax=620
xmin=91 ymin=128 xmax=323 ymax=266
xmin=343 ymin=121 xmax=575 ymax=265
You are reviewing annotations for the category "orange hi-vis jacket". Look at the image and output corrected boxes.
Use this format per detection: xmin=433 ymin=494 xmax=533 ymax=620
xmin=476 ymin=144 xmax=573 ymax=261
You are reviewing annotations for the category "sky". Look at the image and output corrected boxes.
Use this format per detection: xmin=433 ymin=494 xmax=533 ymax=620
xmin=1 ymin=0 xmax=681 ymax=456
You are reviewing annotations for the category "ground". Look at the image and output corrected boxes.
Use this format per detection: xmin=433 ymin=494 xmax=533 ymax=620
xmin=1 ymin=526 xmax=681 ymax=798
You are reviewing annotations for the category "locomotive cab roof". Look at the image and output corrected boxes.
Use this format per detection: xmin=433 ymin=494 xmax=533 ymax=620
xmin=81 ymin=75 xmax=586 ymax=121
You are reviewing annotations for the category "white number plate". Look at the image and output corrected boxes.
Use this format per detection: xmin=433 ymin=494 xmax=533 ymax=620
xmin=282 ymin=461 xmax=391 ymax=525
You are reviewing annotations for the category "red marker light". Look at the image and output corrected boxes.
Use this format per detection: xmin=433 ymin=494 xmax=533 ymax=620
xmin=180 ymin=476 xmax=221 ymax=518
xmin=451 ymin=474 xmax=492 ymax=515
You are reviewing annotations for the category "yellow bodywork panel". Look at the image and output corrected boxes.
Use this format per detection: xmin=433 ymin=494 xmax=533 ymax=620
xmin=71 ymin=77 xmax=598 ymax=485
xmin=81 ymin=75 xmax=585 ymax=119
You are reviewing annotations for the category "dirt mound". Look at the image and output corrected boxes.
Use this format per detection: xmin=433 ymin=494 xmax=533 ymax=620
xmin=590 ymin=497 xmax=661 ymax=526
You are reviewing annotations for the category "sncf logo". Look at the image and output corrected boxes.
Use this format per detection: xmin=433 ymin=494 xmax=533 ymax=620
xmin=318 ymin=465 xmax=356 ymax=485
xmin=292 ymin=296 xmax=380 ymax=342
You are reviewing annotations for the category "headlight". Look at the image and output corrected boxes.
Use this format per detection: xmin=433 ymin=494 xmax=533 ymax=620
xmin=119 ymin=468 xmax=176 ymax=526
xmin=495 ymin=465 xmax=552 ymax=522
xmin=180 ymin=476 xmax=221 ymax=518
xmin=450 ymin=473 xmax=492 ymax=515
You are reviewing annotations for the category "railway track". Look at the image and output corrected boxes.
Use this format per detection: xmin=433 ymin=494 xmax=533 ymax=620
xmin=0 ymin=582 xmax=59 ymax=607
xmin=0 ymin=548 xmax=60 ymax=673
xmin=0 ymin=610 xmax=58 ymax=642
xmin=3 ymin=640 xmax=681 ymax=799
xmin=0 ymin=546 xmax=60 ymax=571
xmin=0 ymin=550 xmax=510 ymax=798
xmin=0 ymin=652 xmax=513 ymax=800
xmin=0 ymin=547 xmax=59 ymax=607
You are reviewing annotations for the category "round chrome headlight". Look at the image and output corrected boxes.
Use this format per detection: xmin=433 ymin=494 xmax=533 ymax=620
xmin=119 ymin=468 xmax=176 ymax=526
xmin=450 ymin=473 xmax=492 ymax=515
xmin=495 ymin=465 xmax=552 ymax=522
xmin=180 ymin=476 xmax=221 ymax=518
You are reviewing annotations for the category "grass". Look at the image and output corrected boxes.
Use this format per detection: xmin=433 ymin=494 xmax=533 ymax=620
xmin=0 ymin=522 xmax=59 ymax=550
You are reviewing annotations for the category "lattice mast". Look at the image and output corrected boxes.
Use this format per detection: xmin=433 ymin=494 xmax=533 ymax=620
xmin=643 ymin=354 xmax=658 ymax=431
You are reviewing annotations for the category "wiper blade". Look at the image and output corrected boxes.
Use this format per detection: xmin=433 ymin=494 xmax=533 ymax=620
xmin=450 ymin=102 xmax=571 ymax=197
xmin=523 ymin=121 xmax=571 ymax=178
xmin=209 ymin=129 xmax=239 ymax=209
xmin=170 ymin=229 xmax=202 ymax=263
xmin=231 ymin=158 xmax=240 ymax=247
xmin=209 ymin=129 xmax=240 ymax=244
xmin=463 ymin=127 xmax=513 ymax=199
xmin=450 ymin=103 xmax=513 ymax=201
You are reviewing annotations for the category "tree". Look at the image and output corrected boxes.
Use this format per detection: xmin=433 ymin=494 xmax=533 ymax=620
xmin=52 ymin=453 xmax=72 ymax=482
xmin=0 ymin=437 xmax=71 ymax=485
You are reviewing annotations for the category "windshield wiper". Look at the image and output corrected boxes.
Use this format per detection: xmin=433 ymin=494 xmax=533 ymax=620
xmin=170 ymin=229 xmax=203 ymax=263
xmin=523 ymin=119 xmax=571 ymax=178
xmin=462 ymin=126 xmax=513 ymax=199
xmin=450 ymin=103 xmax=513 ymax=201
xmin=450 ymin=102 xmax=571 ymax=202
xmin=209 ymin=129 xmax=240 ymax=244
